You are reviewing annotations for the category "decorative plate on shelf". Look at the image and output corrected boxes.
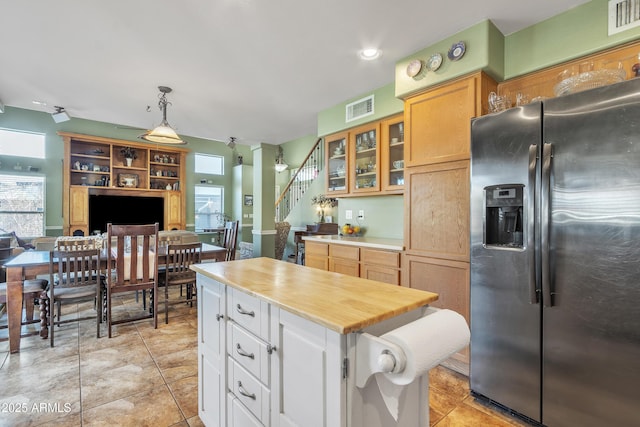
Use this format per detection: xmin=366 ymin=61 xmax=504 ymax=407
xmin=448 ymin=41 xmax=466 ymax=61
xmin=406 ymin=59 xmax=423 ymax=77
xmin=426 ymin=53 xmax=443 ymax=71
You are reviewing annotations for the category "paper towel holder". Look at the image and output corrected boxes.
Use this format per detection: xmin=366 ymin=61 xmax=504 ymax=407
xmin=355 ymin=333 xmax=407 ymax=388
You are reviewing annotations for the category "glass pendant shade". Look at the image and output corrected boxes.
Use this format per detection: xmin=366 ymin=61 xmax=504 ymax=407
xmin=139 ymin=86 xmax=186 ymax=145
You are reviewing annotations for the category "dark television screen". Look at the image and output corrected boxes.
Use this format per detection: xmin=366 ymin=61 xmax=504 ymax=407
xmin=89 ymin=195 xmax=164 ymax=233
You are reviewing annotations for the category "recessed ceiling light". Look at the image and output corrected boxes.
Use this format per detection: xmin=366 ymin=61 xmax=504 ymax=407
xmin=32 ymin=100 xmax=47 ymax=106
xmin=359 ymin=48 xmax=381 ymax=60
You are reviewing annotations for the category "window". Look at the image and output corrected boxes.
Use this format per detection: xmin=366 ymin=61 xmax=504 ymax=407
xmin=195 ymin=153 xmax=223 ymax=175
xmin=0 ymin=128 xmax=45 ymax=158
xmin=0 ymin=174 xmax=45 ymax=237
xmin=194 ymin=185 xmax=224 ymax=231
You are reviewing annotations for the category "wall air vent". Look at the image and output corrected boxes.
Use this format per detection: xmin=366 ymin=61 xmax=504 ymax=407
xmin=345 ymin=95 xmax=374 ymax=122
xmin=608 ymin=0 xmax=640 ymax=35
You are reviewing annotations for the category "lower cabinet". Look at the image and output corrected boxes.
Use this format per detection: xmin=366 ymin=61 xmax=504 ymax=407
xmin=198 ymin=274 xmax=343 ymax=427
xmin=304 ymin=240 xmax=402 ymax=285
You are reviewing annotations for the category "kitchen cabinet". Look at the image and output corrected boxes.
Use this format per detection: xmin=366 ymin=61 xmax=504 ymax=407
xmin=329 ymin=244 xmax=360 ymax=277
xmin=349 ymin=122 xmax=380 ymax=194
xmin=402 ymin=72 xmax=495 ymax=369
xmin=324 ymin=114 xmax=404 ymax=197
xmin=325 ymin=132 xmax=349 ymax=195
xmin=60 ymin=132 xmax=188 ymax=234
xmin=197 ymin=275 xmax=226 ymax=427
xmin=193 ymin=257 xmax=439 ymax=427
xmin=304 ymin=241 xmax=329 ymax=271
xmin=380 ymin=114 xmax=405 ymax=193
xmin=303 ymin=236 xmax=403 ymax=286
xmin=404 ymin=72 xmax=495 ymax=167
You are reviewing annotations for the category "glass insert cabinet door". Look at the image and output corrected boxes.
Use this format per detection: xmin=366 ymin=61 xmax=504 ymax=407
xmin=382 ymin=116 xmax=405 ymax=191
xmin=350 ymin=123 xmax=380 ymax=193
xmin=325 ymin=132 xmax=349 ymax=195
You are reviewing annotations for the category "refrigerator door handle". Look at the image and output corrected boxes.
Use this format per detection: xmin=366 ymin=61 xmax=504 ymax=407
xmin=527 ymin=144 xmax=539 ymax=304
xmin=541 ymin=143 xmax=553 ymax=307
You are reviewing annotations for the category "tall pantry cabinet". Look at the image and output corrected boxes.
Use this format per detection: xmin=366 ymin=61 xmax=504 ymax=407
xmin=403 ymin=72 xmax=496 ymax=368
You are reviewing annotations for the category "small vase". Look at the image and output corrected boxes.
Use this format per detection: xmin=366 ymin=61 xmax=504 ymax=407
xmin=125 ymin=158 xmax=133 ymax=167
xmin=319 ymin=209 xmax=325 ymax=223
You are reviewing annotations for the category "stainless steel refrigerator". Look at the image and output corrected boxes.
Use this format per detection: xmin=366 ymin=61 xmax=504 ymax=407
xmin=470 ymin=78 xmax=640 ymax=427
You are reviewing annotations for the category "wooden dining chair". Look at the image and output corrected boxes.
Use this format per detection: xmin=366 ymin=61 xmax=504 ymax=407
xmin=46 ymin=248 xmax=102 ymax=346
xmin=105 ymin=223 xmax=159 ymax=338
xmin=222 ymin=220 xmax=239 ymax=261
xmin=51 ymin=235 xmax=104 ymax=322
xmin=0 ymin=279 xmax=48 ymax=341
xmin=159 ymin=242 xmax=201 ymax=324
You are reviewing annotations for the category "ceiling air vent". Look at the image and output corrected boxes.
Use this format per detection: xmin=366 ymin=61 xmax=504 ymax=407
xmin=608 ymin=0 xmax=640 ymax=35
xmin=346 ymin=95 xmax=374 ymax=122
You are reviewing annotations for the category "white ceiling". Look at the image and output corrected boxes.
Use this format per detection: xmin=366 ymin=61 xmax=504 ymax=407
xmin=0 ymin=0 xmax=588 ymax=146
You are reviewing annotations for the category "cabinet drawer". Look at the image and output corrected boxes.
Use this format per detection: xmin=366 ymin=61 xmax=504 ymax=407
xmin=230 ymin=359 xmax=270 ymax=425
xmin=361 ymin=248 xmax=400 ymax=267
xmin=329 ymin=244 xmax=359 ymax=260
xmin=361 ymin=265 xmax=400 ymax=286
xmin=305 ymin=241 xmax=328 ymax=256
xmin=227 ymin=392 xmax=263 ymax=427
xmin=230 ymin=288 xmax=270 ymax=340
xmin=228 ymin=322 xmax=270 ymax=386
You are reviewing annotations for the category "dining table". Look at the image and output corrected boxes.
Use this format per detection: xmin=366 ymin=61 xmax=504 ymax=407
xmin=3 ymin=242 xmax=227 ymax=353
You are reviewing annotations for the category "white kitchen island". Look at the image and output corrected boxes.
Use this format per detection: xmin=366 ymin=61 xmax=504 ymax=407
xmin=192 ymin=257 xmax=446 ymax=427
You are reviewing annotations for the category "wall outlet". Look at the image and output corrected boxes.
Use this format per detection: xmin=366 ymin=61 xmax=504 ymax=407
xmin=345 ymin=210 xmax=353 ymax=220
xmin=358 ymin=210 xmax=365 ymax=220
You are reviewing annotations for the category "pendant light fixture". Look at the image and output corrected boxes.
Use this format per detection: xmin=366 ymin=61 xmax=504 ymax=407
xmin=275 ymin=146 xmax=288 ymax=172
xmin=139 ymin=86 xmax=186 ymax=145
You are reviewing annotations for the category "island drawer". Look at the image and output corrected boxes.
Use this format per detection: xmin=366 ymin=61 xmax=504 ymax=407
xmin=230 ymin=359 xmax=270 ymax=425
xmin=329 ymin=244 xmax=360 ymax=261
xmin=229 ymin=288 xmax=270 ymax=340
xmin=361 ymin=248 xmax=400 ymax=267
xmin=228 ymin=321 xmax=270 ymax=386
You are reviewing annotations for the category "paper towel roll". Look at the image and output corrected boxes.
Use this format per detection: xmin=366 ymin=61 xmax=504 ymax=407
xmin=374 ymin=308 xmax=470 ymax=421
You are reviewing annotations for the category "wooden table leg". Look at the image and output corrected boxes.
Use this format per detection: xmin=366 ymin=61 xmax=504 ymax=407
xmin=6 ymin=266 xmax=24 ymax=353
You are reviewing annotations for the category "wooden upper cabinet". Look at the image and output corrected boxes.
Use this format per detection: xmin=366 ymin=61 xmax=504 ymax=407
xmin=404 ymin=72 xmax=496 ymax=167
xmin=349 ymin=122 xmax=380 ymax=194
xmin=325 ymin=131 xmax=350 ymax=195
xmin=380 ymin=113 xmax=405 ymax=193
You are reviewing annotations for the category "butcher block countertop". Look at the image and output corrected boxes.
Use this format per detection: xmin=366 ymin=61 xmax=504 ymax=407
xmin=191 ymin=257 xmax=437 ymax=334
xmin=302 ymin=234 xmax=404 ymax=251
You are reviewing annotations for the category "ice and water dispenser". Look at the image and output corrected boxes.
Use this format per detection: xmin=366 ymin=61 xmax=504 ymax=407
xmin=484 ymin=184 xmax=524 ymax=249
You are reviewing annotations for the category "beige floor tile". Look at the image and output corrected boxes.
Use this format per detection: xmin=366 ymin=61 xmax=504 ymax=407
xmin=80 ymin=359 xmax=166 ymax=410
xmin=168 ymin=374 xmax=198 ymax=419
xmin=82 ymin=385 xmax=184 ymax=427
xmin=186 ymin=415 xmax=205 ymax=427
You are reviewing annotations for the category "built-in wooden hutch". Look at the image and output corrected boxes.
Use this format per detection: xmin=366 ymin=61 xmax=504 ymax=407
xmin=60 ymin=132 xmax=188 ymax=235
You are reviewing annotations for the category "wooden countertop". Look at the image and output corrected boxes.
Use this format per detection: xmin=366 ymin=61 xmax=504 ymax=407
xmin=302 ymin=234 xmax=404 ymax=251
xmin=191 ymin=257 xmax=437 ymax=334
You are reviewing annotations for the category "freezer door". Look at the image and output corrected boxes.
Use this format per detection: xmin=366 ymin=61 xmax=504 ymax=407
xmin=542 ymin=78 xmax=640 ymax=427
xmin=470 ymin=103 xmax=542 ymax=422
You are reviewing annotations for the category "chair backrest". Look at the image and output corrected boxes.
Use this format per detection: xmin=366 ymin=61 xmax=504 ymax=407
xmin=107 ymin=223 xmax=159 ymax=287
xmin=55 ymin=235 xmax=104 ymax=251
xmin=49 ymin=248 xmax=102 ymax=292
xmin=165 ymin=242 xmax=202 ymax=279
xmin=275 ymin=221 xmax=291 ymax=261
xmin=222 ymin=220 xmax=239 ymax=261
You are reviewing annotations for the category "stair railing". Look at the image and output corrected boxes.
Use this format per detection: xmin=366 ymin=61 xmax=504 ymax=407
xmin=275 ymin=138 xmax=324 ymax=222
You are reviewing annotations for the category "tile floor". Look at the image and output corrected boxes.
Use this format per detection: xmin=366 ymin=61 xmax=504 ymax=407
xmin=1 ymin=289 xmax=529 ymax=427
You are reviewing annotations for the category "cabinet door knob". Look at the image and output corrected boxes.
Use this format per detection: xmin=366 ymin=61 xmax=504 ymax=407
xmin=216 ymin=314 xmax=224 ymax=321
xmin=237 ymin=381 xmax=256 ymax=400
xmin=236 ymin=304 xmax=255 ymax=317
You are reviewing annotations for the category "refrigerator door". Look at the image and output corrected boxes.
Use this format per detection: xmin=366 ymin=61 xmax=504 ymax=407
xmin=542 ymin=79 xmax=640 ymax=427
xmin=470 ymin=103 xmax=542 ymax=422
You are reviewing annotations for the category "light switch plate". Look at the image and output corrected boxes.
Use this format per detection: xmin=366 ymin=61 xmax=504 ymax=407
xmin=346 ymin=210 xmax=353 ymax=220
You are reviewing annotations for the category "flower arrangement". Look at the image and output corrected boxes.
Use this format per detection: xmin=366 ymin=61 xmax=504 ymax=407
xmin=120 ymin=147 xmax=137 ymax=159
xmin=311 ymin=194 xmax=337 ymax=223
